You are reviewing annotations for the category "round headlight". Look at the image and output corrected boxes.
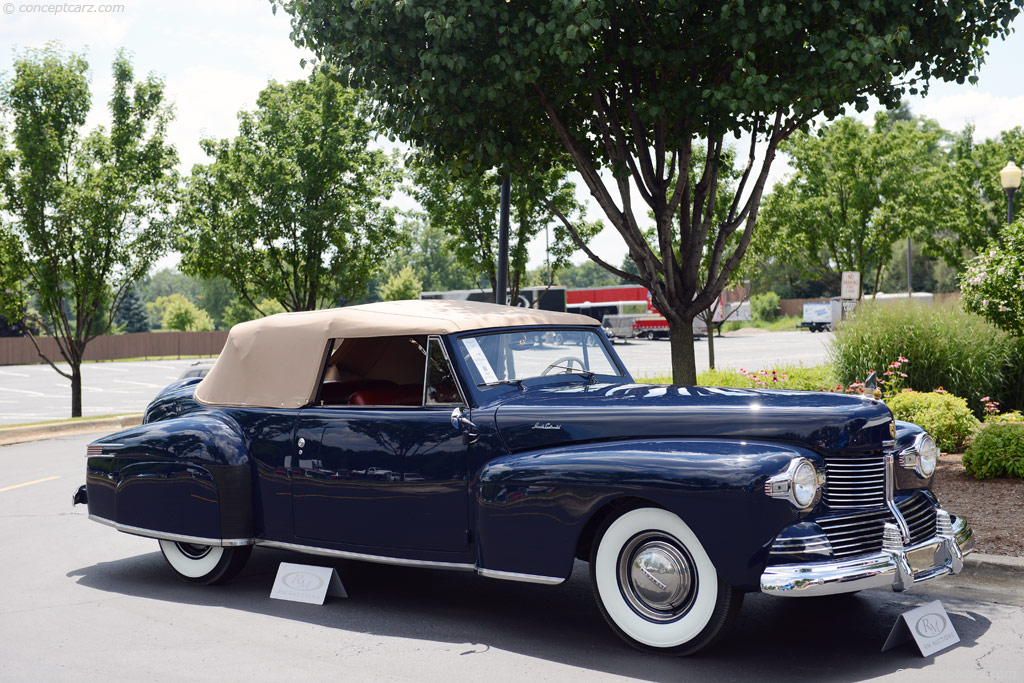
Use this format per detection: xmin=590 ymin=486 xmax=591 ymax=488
xmin=918 ymin=434 xmax=939 ymax=476
xmin=792 ymin=461 xmax=818 ymax=508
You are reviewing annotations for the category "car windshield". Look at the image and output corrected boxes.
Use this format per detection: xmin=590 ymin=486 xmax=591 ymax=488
xmin=456 ymin=329 xmax=622 ymax=385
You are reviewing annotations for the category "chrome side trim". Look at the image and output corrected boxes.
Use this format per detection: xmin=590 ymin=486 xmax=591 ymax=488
xmin=476 ymin=568 xmax=565 ymax=585
xmin=254 ymin=541 xmax=565 ymax=584
xmin=88 ymin=515 xmax=252 ymax=547
xmin=255 ymin=540 xmax=477 ymax=572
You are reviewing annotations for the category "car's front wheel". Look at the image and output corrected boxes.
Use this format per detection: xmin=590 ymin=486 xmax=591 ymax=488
xmin=158 ymin=540 xmax=251 ymax=585
xmin=590 ymin=507 xmax=743 ymax=656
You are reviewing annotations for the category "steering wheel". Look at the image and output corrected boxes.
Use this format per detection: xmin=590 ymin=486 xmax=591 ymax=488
xmin=541 ymin=356 xmax=586 ymax=376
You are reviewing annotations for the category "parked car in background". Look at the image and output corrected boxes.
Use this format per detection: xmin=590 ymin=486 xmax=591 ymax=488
xmin=74 ymin=300 xmax=973 ymax=655
xmin=178 ymin=359 xmax=216 ymax=379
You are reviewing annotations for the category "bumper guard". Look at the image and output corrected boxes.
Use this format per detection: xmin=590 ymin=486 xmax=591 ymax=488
xmin=760 ymin=510 xmax=974 ymax=597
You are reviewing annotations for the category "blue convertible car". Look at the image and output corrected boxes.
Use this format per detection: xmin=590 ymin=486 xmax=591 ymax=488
xmin=74 ymin=300 xmax=974 ymax=655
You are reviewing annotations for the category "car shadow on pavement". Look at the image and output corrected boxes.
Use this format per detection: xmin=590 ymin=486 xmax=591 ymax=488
xmin=67 ymin=549 xmax=992 ymax=681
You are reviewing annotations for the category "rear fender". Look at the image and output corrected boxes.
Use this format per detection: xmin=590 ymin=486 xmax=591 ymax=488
xmin=475 ymin=438 xmax=822 ymax=590
xmin=85 ymin=411 xmax=252 ymax=544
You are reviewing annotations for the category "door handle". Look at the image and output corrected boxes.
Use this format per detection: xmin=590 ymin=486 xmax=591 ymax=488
xmin=450 ymin=407 xmax=479 ymax=444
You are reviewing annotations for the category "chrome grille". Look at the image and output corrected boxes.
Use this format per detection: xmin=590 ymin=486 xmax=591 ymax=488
xmin=817 ymin=509 xmax=892 ymax=558
xmin=824 ymin=455 xmax=886 ymax=509
xmin=898 ymin=493 xmax=938 ymax=545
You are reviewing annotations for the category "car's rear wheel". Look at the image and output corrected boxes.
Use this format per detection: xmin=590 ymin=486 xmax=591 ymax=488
xmin=158 ymin=540 xmax=251 ymax=585
xmin=590 ymin=507 xmax=743 ymax=656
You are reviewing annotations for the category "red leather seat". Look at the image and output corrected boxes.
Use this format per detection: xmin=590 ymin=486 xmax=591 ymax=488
xmin=348 ymin=384 xmax=423 ymax=406
xmin=319 ymin=379 xmax=397 ymax=405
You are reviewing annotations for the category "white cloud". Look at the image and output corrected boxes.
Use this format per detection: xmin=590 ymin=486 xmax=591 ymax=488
xmin=914 ymin=91 xmax=1024 ymax=141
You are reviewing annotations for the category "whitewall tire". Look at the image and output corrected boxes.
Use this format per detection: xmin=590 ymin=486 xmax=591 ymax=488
xmin=590 ymin=507 xmax=743 ymax=655
xmin=158 ymin=540 xmax=251 ymax=585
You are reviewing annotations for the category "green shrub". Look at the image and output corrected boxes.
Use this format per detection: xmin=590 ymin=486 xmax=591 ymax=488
xmin=751 ymin=292 xmax=782 ymax=323
xmin=962 ymin=422 xmax=1024 ymax=479
xmin=985 ymin=410 xmax=1024 ymax=424
xmin=884 ymin=391 xmax=980 ymax=452
xmin=829 ymin=300 xmax=1021 ymax=415
xmin=670 ymin=364 xmax=839 ymax=390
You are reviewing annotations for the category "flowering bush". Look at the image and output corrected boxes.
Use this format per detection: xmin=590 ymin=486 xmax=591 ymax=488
xmin=961 ymin=221 xmax=1024 ymax=335
xmin=985 ymin=410 xmax=1023 ymax=424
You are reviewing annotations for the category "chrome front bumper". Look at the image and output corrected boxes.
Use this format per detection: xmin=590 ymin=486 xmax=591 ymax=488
xmin=760 ymin=511 xmax=974 ymax=597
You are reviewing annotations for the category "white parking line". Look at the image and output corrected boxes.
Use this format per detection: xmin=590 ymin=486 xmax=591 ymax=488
xmin=0 ymin=370 xmax=31 ymax=377
xmin=0 ymin=387 xmax=47 ymax=397
xmin=113 ymin=379 xmax=164 ymax=389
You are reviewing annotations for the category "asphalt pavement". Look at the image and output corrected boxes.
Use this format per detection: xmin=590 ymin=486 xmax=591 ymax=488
xmin=0 ymin=358 xmax=207 ymax=425
xmin=0 ymin=331 xmax=834 ymax=425
xmin=0 ymin=433 xmax=1021 ymax=682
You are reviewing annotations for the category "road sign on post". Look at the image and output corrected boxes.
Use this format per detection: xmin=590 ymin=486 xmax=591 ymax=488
xmin=841 ymin=271 xmax=861 ymax=300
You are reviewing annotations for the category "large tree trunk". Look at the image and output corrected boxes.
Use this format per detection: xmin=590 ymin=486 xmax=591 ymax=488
xmin=669 ymin=318 xmax=697 ymax=385
xmin=71 ymin=363 xmax=83 ymax=418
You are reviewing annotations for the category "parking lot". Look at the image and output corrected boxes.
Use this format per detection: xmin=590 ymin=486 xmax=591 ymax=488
xmin=0 ymin=330 xmax=833 ymax=425
xmin=0 ymin=433 xmax=1021 ymax=682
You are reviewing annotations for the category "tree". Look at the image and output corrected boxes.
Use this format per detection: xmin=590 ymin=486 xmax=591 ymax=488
xmin=379 ymin=264 xmax=423 ymax=301
xmin=929 ymin=126 xmax=1024 ymax=270
xmin=378 ymin=219 xmax=478 ymax=295
xmin=0 ymin=48 xmax=177 ymax=416
xmin=553 ymin=260 xmax=620 ymax=289
xmin=114 ymin=288 xmax=151 ymax=333
xmin=961 ymin=221 xmax=1024 ymax=335
xmin=178 ymin=70 xmax=401 ymax=314
xmin=154 ymin=294 xmax=214 ymax=332
xmin=277 ymin=0 xmax=1019 ymax=383
xmin=222 ymin=296 xmax=286 ymax=328
xmin=757 ymin=114 xmax=950 ymax=297
xmin=408 ymin=156 xmax=595 ymax=304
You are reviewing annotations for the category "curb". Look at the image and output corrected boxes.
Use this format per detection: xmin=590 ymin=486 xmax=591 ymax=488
xmin=964 ymin=552 xmax=1024 ymax=578
xmin=0 ymin=414 xmax=144 ymax=447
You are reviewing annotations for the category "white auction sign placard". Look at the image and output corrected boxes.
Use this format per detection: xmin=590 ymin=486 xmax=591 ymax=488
xmin=841 ymin=271 xmax=861 ymax=300
xmin=882 ymin=599 xmax=960 ymax=656
xmin=270 ymin=562 xmax=348 ymax=605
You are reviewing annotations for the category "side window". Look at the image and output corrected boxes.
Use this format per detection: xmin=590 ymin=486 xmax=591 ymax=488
xmin=317 ymin=335 xmax=427 ymax=407
xmin=425 ymin=337 xmax=464 ymax=406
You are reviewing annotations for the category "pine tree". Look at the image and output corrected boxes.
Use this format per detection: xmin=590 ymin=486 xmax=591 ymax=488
xmin=115 ymin=288 xmax=151 ymax=333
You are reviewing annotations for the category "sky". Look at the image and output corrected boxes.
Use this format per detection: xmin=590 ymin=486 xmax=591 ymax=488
xmin=2 ymin=1 xmax=1023 ymax=273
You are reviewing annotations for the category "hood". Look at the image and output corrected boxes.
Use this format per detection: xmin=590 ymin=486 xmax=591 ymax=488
xmin=493 ymin=383 xmax=893 ymax=454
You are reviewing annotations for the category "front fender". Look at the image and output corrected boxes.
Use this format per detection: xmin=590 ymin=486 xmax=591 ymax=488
xmin=475 ymin=438 xmax=823 ymax=590
xmin=85 ymin=410 xmax=252 ymax=543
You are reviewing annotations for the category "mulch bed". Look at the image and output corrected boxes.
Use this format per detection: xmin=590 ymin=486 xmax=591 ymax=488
xmin=931 ymin=452 xmax=1024 ymax=557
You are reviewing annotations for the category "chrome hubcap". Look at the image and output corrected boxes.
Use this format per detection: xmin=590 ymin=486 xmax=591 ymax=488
xmin=176 ymin=543 xmax=212 ymax=560
xmin=619 ymin=532 xmax=696 ymax=622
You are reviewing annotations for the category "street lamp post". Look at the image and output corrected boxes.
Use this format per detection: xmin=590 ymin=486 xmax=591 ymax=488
xmin=999 ymin=160 xmax=1022 ymax=226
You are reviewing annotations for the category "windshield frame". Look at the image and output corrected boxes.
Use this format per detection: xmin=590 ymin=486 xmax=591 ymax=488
xmin=449 ymin=325 xmax=630 ymax=404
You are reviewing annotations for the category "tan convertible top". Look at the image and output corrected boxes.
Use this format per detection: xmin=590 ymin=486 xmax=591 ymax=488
xmin=194 ymin=299 xmax=600 ymax=409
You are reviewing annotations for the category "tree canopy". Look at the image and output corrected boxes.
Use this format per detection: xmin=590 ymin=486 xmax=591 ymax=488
xmin=408 ymin=156 xmax=594 ymax=304
xmin=0 ymin=47 xmax=177 ymax=416
xmin=756 ymin=114 xmax=950 ymax=296
xmin=177 ymin=70 xmax=401 ymax=313
xmin=276 ymin=0 xmax=1021 ymax=382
